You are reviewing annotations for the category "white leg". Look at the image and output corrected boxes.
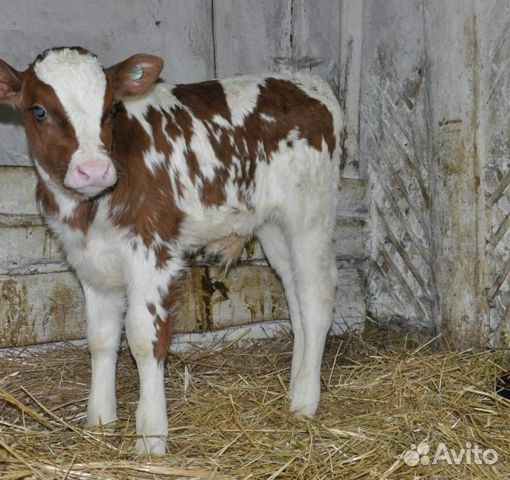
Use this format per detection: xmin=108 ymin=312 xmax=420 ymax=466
xmin=257 ymin=222 xmax=304 ymax=397
xmin=125 ymin=258 xmax=181 ymax=455
xmin=84 ymin=284 xmax=125 ymax=427
xmin=288 ymin=229 xmax=337 ymax=418
xmin=125 ymin=303 xmax=168 ymax=454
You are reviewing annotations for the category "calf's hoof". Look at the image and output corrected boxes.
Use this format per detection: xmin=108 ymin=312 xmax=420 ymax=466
xmin=134 ymin=436 xmax=167 ymax=455
xmin=289 ymin=382 xmax=320 ymax=419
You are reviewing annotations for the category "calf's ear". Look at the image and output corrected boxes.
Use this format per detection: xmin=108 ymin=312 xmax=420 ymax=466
xmin=0 ymin=59 xmax=22 ymax=104
xmin=106 ymin=54 xmax=164 ymax=99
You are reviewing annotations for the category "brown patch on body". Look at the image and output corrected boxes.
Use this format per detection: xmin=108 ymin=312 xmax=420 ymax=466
xmin=243 ymin=78 xmax=336 ymax=159
xmin=65 ymin=200 xmax=98 ymax=234
xmin=200 ymin=174 xmax=228 ymax=205
xmin=171 ymin=77 xmax=336 ymax=206
xmin=108 ymin=108 xmax=183 ymax=247
xmin=172 ymin=81 xmax=231 ymax=123
xmin=152 ymin=280 xmax=182 ymax=362
xmin=171 ymin=82 xmax=232 ymax=205
xmin=154 ymin=243 xmax=172 ymax=269
xmin=35 ymin=180 xmax=59 ymax=216
xmin=147 ymin=106 xmax=172 ymax=161
xmin=172 ymin=81 xmax=232 ymax=205
xmin=99 ymin=85 xmax=116 ymax=152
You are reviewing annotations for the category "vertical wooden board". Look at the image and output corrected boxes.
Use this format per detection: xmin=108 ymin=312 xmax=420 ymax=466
xmin=339 ymin=0 xmax=364 ymax=179
xmin=290 ymin=0 xmax=341 ymax=92
xmin=213 ymin=0 xmax=293 ymax=78
xmin=214 ymin=0 xmax=342 ymax=88
xmin=424 ymin=1 xmax=486 ymax=347
xmin=475 ymin=0 xmax=510 ymax=346
xmin=0 ymin=0 xmax=215 ymax=166
xmin=361 ymin=0 xmax=433 ymax=334
xmin=0 ymin=0 xmax=215 ymax=83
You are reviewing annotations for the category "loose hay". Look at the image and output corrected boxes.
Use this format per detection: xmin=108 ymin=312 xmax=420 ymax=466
xmin=0 ymin=326 xmax=509 ymax=479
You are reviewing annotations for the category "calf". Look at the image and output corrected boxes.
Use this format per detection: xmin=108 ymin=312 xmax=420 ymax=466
xmin=0 ymin=47 xmax=341 ymax=454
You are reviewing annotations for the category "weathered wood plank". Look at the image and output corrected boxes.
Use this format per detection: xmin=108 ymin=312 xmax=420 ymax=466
xmin=213 ymin=0 xmax=342 ymax=93
xmin=0 ymin=167 xmax=39 ymax=215
xmin=0 ymin=214 xmax=366 ymax=274
xmin=179 ymin=266 xmax=287 ymax=331
xmin=362 ymin=0 xmax=433 ymax=334
xmin=339 ymin=0 xmax=363 ymax=179
xmin=336 ymin=179 xmax=369 ymax=261
xmin=337 ymin=178 xmax=369 ymax=219
xmin=333 ymin=266 xmax=365 ymax=331
xmin=0 ymin=223 xmax=63 ymax=265
xmin=290 ymin=0 xmax=341 ymax=92
xmin=0 ymin=269 xmax=85 ymax=348
xmin=213 ymin=0 xmax=293 ymax=78
xmin=424 ymin=0 xmax=486 ymax=347
xmin=0 ymin=263 xmax=364 ymax=347
xmin=474 ymin=0 xmax=510 ymax=346
xmin=336 ymin=219 xmax=367 ymax=260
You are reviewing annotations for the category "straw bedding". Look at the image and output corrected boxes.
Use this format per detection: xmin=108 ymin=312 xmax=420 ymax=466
xmin=0 ymin=325 xmax=509 ymax=479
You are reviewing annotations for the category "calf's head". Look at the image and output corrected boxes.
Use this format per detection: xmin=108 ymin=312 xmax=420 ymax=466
xmin=0 ymin=47 xmax=163 ymax=198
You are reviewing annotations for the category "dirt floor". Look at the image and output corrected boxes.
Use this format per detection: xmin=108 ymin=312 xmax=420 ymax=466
xmin=0 ymin=325 xmax=509 ymax=479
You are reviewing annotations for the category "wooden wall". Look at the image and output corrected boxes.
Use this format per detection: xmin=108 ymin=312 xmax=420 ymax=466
xmin=5 ymin=1 xmax=510 ymax=350
xmin=0 ymin=0 xmax=367 ymax=347
xmin=364 ymin=0 xmax=510 ymax=348
xmin=0 ymin=0 xmax=350 ymax=167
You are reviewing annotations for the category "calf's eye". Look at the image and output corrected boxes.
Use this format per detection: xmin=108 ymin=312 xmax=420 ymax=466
xmin=101 ymin=104 xmax=120 ymax=125
xmin=33 ymin=106 xmax=47 ymax=120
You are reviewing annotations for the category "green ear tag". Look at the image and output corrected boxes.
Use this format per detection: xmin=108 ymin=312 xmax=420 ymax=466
xmin=129 ymin=64 xmax=144 ymax=81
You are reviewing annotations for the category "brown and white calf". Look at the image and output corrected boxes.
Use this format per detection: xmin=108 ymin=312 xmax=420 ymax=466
xmin=0 ymin=47 xmax=341 ymax=454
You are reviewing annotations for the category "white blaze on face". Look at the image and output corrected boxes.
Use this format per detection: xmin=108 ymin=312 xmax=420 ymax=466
xmin=34 ymin=49 xmax=116 ymax=195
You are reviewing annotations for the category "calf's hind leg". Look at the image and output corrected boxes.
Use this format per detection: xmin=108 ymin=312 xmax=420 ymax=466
xmin=288 ymin=228 xmax=337 ymax=418
xmin=257 ymin=221 xmax=304 ymax=398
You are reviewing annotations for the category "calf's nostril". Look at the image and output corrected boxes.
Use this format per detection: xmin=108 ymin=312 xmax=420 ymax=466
xmin=102 ymin=164 xmax=111 ymax=179
xmin=77 ymin=165 xmax=91 ymax=180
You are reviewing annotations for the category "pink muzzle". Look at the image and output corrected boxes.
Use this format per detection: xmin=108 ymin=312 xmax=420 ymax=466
xmin=69 ymin=160 xmax=116 ymax=193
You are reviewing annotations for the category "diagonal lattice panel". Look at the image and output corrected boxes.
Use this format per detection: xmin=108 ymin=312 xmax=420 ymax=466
xmin=480 ymin=0 xmax=510 ymax=345
xmin=362 ymin=0 xmax=433 ymax=334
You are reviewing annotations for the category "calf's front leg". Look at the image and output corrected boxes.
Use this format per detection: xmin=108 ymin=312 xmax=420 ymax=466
xmin=125 ymin=261 xmax=180 ymax=455
xmin=84 ymin=284 xmax=125 ymax=427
